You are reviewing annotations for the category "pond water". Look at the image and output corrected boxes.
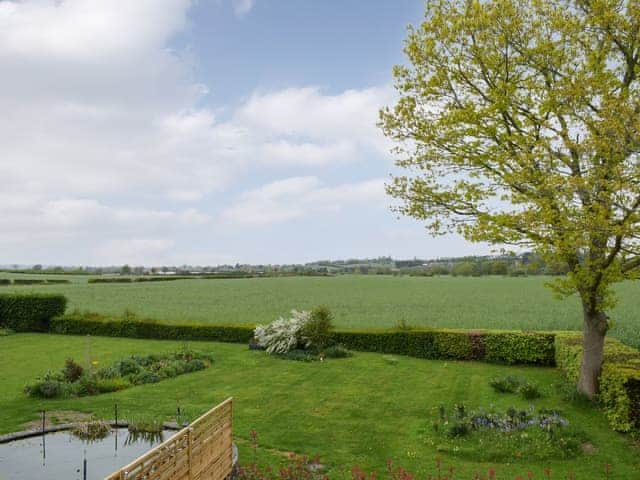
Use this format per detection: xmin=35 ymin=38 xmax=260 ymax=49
xmin=0 ymin=428 xmax=175 ymax=480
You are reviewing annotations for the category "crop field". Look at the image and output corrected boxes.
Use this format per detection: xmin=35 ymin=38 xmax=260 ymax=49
xmin=1 ymin=333 xmax=638 ymax=478
xmin=2 ymin=274 xmax=639 ymax=347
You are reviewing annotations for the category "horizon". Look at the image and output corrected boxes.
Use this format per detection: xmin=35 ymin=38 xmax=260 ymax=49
xmin=0 ymin=0 xmax=491 ymax=266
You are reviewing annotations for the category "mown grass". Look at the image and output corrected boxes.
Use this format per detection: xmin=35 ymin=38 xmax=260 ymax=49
xmin=2 ymin=275 xmax=639 ymax=347
xmin=0 ymin=333 xmax=638 ymax=478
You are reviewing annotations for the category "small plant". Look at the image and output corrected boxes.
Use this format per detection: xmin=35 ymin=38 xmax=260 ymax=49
xmin=519 ymin=382 xmax=542 ymax=399
xmin=132 ymin=370 xmax=161 ymax=385
xmin=96 ymin=377 xmax=131 ymax=393
xmin=447 ymin=419 xmax=470 ymax=437
xmin=62 ymin=358 xmax=84 ymax=383
xmin=489 ymin=375 xmax=523 ymax=393
xmin=126 ymin=416 xmax=165 ymax=445
xmin=71 ymin=421 xmax=111 ymax=442
xmin=323 ymin=345 xmax=352 ymax=358
xmin=25 ymin=379 xmax=67 ymax=398
xmin=301 ymin=306 xmax=334 ymax=352
xmin=127 ymin=416 xmax=164 ymax=434
xmin=0 ymin=328 xmax=14 ymax=336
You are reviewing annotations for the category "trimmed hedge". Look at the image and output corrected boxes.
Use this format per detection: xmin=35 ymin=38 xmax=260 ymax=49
xmin=48 ymin=312 xmax=555 ymax=365
xmin=134 ymin=276 xmax=192 ymax=282
xmin=50 ymin=312 xmax=254 ymax=343
xmin=0 ymin=279 xmax=10 ymax=286
xmin=331 ymin=329 xmax=555 ymax=365
xmin=13 ymin=279 xmax=46 ymax=285
xmin=0 ymin=294 xmax=67 ymax=332
xmin=555 ymin=334 xmax=640 ymax=432
xmin=88 ymin=278 xmax=133 ymax=284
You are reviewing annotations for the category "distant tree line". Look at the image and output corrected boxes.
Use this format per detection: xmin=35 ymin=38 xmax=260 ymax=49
xmin=1 ymin=253 xmax=569 ymax=277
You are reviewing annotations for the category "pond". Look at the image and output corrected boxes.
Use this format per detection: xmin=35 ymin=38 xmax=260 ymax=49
xmin=0 ymin=428 xmax=175 ymax=480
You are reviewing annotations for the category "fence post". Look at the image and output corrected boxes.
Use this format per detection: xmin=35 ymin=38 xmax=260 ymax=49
xmin=188 ymin=427 xmax=193 ymax=480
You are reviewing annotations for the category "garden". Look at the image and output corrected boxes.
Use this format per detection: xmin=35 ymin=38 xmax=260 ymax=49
xmin=0 ymin=295 xmax=639 ymax=479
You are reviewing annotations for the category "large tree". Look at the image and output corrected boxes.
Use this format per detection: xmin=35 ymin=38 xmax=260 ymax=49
xmin=380 ymin=0 xmax=640 ymax=398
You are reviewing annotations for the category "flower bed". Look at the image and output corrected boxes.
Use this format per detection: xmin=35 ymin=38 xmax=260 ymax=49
xmin=25 ymin=349 xmax=213 ymax=399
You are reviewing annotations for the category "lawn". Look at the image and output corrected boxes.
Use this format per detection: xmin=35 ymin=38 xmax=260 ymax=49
xmin=2 ymin=275 xmax=639 ymax=348
xmin=0 ymin=333 xmax=637 ymax=479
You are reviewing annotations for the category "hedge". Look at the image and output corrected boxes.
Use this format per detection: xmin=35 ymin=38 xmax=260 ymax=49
xmin=331 ymin=329 xmax=555 ymax=365
xmin=50 ymin=311 xmax=254 ymax=343
xmin=134 ymin=276 xmax=192 ymax=282
xmin=88 ymin=278 xmax=133 ymax=284
xmin=13 ymin=279 xmax=46 ymax=285
xmin=0 ymin=279 xmax=10 ymax=286
xmin=47 ymin=312 xmax=555 ymax=366
xmin=0 ymin=294 xmax=67 ymax=332
xmin=555 ymin=334 xmax=640 ymax=432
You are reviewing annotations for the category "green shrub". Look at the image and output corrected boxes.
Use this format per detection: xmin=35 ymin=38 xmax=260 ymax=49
xmin=302 ymin=305 xmax=334 ymax=352
xmin=555 ymin=334 xmax=640 ymax=432
xmin=323 ymin=345 xmax=352 ymax=358
xmin=62 ymin=358 xmax=84 ymax=383
xmin=0 ymin=294 xmax=67 ymax=331
xmin=114 ymin=358 xmax=142 ymax=376
xmin=489 ymin=375 xmax=522 ymax=393
xmin=25 ymin=378 xmax=68 ymax=398
xmin=184 ymin=358 xmax=207 ymax=372
xmin=0 ymin=328 xmax=13 ymax=336
xmin=45 ymin=279 xmax=71 ymax=284
xmin=0 ymin=279 xmax=10 ymax=286
xmin=519 ymin=382 xmax=542 ymax=399
xmin=75 ymin=375 xmax=100 ymax=396
xmin=447 ymin=419 xmax=471 ymax=437
xmin=131 ymin=370 xmax=161 ymax=385
xmin=96 ymin=378 xmax=131 ymax=393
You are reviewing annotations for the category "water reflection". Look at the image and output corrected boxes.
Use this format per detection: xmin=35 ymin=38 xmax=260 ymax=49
xmin=0 ymin=427 xmax=174 ymax=480
xmin=124 ymin=429 xmax=165 ymax=447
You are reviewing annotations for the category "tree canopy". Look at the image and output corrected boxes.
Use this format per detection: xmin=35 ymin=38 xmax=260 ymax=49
xmin=380 ymin=0 xmax=640 ymax=396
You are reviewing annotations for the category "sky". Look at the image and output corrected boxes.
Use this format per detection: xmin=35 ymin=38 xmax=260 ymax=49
xmin=0 ymin=0 xmax=490 ymax=266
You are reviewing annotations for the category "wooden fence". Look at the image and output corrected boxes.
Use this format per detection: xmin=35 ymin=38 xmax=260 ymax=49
xmin=105 ymin=397 xmax=234 ymax=480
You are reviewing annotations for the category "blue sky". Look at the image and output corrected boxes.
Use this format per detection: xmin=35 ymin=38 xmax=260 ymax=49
xmin=0 ymin=0 xmax=489 ymax=266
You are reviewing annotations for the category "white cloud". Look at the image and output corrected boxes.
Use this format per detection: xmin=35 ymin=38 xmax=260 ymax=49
xmin=237 ymin=86 xmax=393 ymax=156
xmin=0 ymin=0 xmax=397 ymax=264
xmin=231 ymin=0 xmax=254 ymax=16
xmin=222 ymin=177 xmax=386 ymax=226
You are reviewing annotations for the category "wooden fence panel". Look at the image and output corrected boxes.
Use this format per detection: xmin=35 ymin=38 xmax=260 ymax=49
xmin=105 ymin=398 xmax=233 ymax=480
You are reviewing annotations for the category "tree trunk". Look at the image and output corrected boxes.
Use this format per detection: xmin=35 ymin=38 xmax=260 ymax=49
xmin=577 ymin=307 xmax=608 ymax=399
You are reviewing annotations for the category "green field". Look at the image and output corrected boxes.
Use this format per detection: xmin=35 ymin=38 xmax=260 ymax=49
xmin=2 ymin=275 xmax=639 ymax=347
xmin=1 ymin=333 xmax=638 ymax=478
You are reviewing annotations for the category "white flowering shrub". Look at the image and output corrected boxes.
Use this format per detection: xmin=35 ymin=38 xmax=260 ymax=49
xmin=254 ymin=310 xmax=311 ymax=354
